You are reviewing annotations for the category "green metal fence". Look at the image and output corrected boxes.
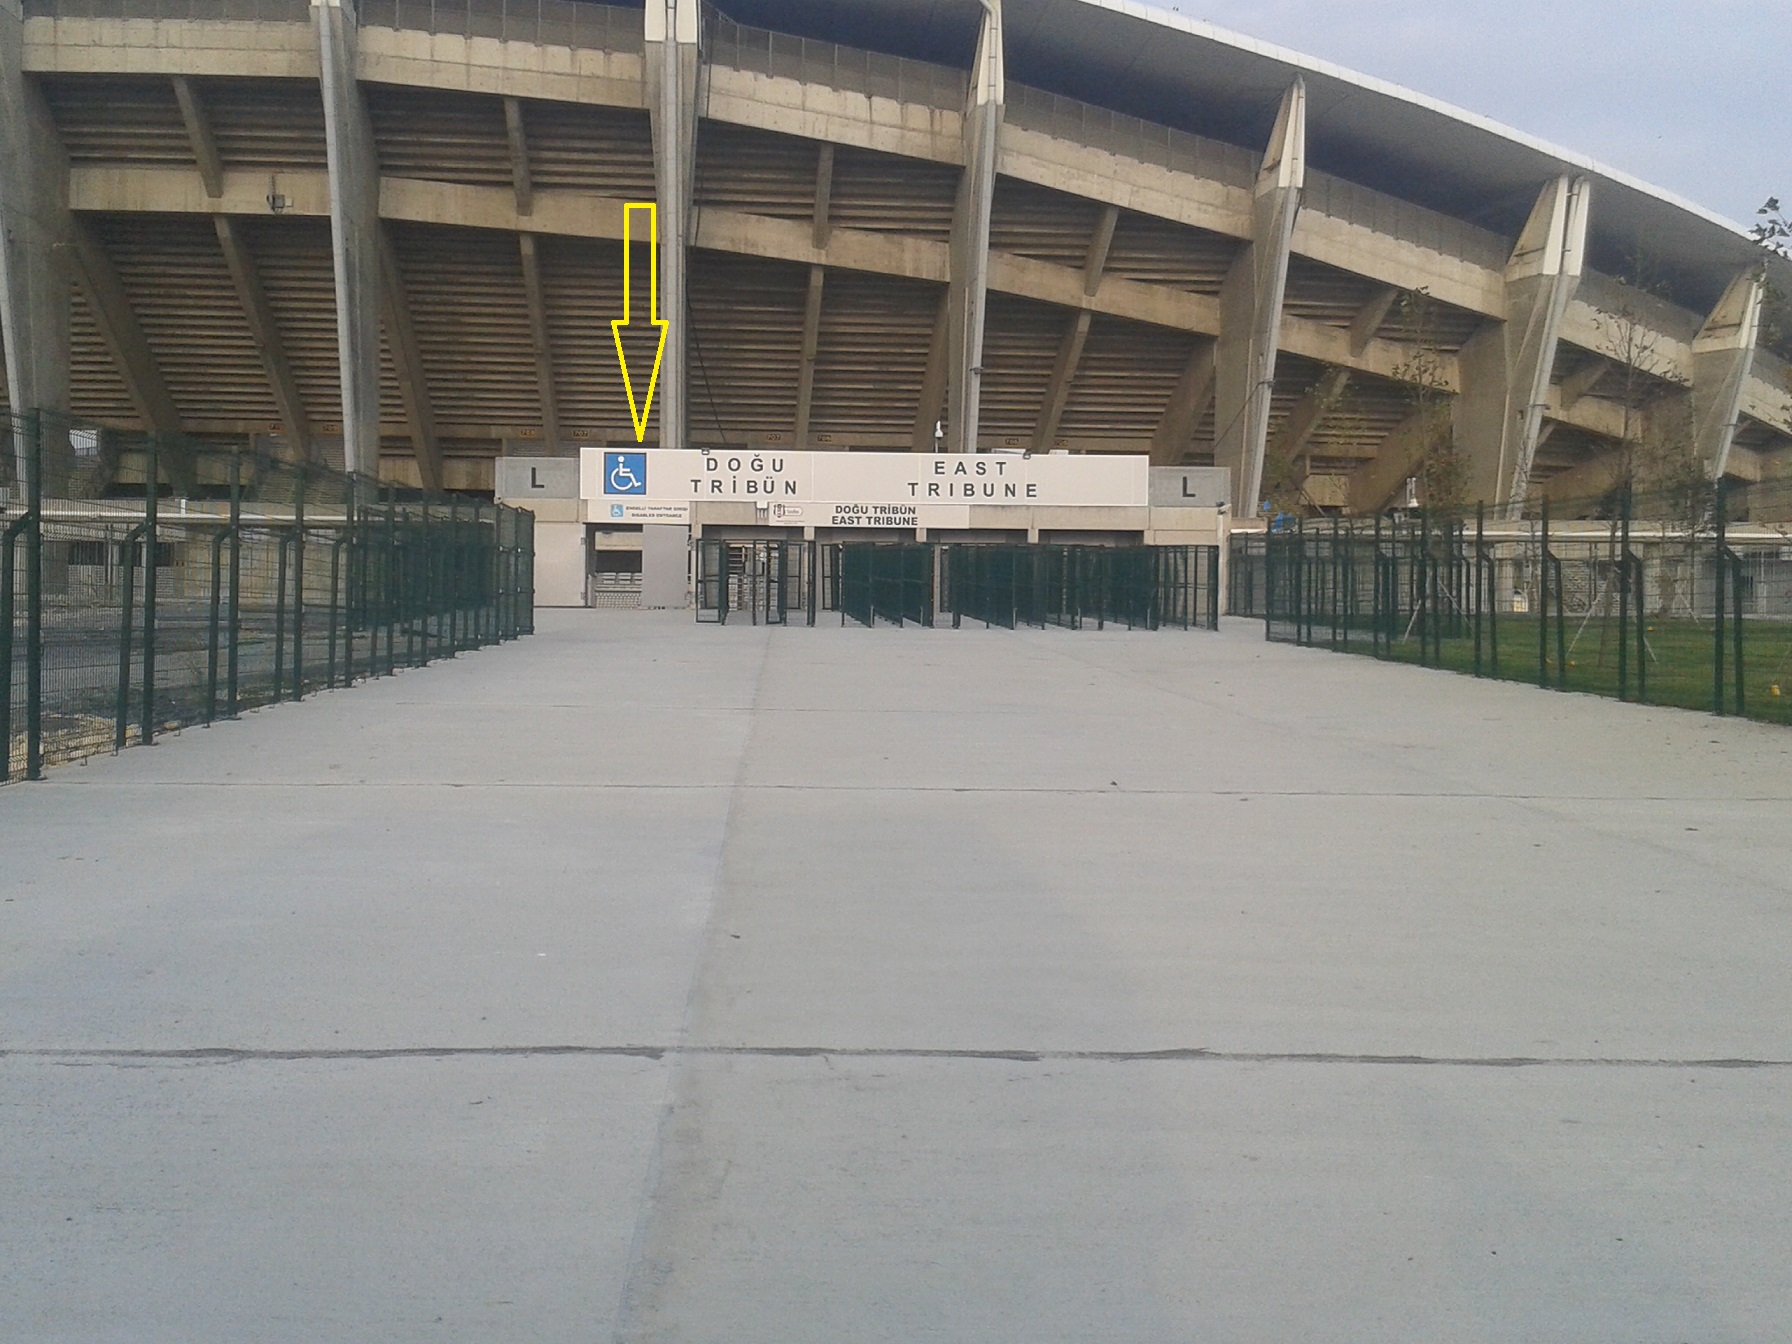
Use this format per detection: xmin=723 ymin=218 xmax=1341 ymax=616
xmin=2 ymin=411 xmax=535 ymax=783
xmin=694 ymin=537 xmax=801 ymax=624
xmin=843 ymin=543 xmax=935 ymax=627
xmin=839 ymin=542 xmax=1221 ymax=631
xmin=1247 ymin=478 xmax=1792 ymax=725
xmin=691 ymin=539 xmax=1222 ymax=631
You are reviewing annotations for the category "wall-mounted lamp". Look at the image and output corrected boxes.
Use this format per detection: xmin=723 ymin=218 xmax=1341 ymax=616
xmin=267 ymin=174 xmax=289 ymax=215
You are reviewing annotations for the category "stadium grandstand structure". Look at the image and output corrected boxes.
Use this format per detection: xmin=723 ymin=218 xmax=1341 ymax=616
xmin=2 ymin=0 xmax=1788 ymax=526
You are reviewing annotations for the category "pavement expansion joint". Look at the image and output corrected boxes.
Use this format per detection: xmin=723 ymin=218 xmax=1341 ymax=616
xmin=6 ymin=1046 xmax=1790 ymax=1069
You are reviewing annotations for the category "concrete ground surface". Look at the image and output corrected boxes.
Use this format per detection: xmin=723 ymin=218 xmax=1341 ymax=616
xmin=3 ymin=609 xmax=1791 ymax=1342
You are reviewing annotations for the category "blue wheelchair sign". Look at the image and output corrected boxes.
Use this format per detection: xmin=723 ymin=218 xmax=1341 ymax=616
xmin=604 ymin=451 xmax=647 ymax=495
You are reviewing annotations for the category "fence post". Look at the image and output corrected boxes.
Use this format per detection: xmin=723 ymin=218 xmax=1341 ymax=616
xmin=1538 ymin=499 xmax=1550 ymax=689
xmin=1712 ymin=481 xmax=1726 ymax=716
xmin=382 ymin=483 xmax=397 ymax=674
xmin=1473 ymin=504 xmax=1484 ymax=676
xmin=1418 ymin=509 xmax=1432 ymax=667
xmin=1434 ymin=519 xmax=1448 ymax=667
xmin=291 ymin=464 xmax=306 ymax=701
xmin=343 ymin=473 xmax=359 ymax=683
xmin=226 ymin=451 xmax=242 ymax=716
xmin=485 ymin=499 xmax=499 ymax=644
xmin=1553 ymin=547 xmax=1567 ymax=691
xmin=3 ymin=413 xmax=41 ymax=781
xmin=0 ymin=509 xmax=18 ymax=784
xmin=1732 ymin=548 xmax=1745 ymax=717
xmin=0 ymin=518 xmax=16 ymax=784
xmin=206 ymin=524 xmax=226 ymax=724
xmin=1371 ymin=514 xmax=1383 ymax=657
xmin=1206 ymin=544 xmax=1219 ymax=631
xmin=116 ymin=519 xmax=144 ymax=750
xmin=327 ymin=530 xmax=345 ymax=690
xmin=273 ymin=514 xmax=289 ymax=703
xmin=24 ymin=412 xmax=42 ymax=778
xmin=141 ymin=433 xmax=159 ymax=744
xmin=522 ymin=509 xmax=534 ymax=635
xmin=1617 ymin=485 xmax=1630 ymax=701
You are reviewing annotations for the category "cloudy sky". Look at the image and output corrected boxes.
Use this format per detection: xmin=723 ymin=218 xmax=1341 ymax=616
xmin=1146 ymin=0 xmax=1790 ymax=231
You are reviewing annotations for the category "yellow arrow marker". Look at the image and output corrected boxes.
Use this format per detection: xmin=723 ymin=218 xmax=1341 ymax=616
xmin=612 ymin=201 xmax=669 ymax=443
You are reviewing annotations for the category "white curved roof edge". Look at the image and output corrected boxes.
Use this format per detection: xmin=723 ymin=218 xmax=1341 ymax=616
xmin=1087 ymin=0 xmax=1755 ymax=241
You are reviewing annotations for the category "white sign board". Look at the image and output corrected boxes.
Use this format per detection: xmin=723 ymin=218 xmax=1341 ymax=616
xmin=580 ymin=449 xmax=1147 ymax=524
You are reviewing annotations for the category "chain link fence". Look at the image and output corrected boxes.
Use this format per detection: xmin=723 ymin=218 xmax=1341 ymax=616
xmin=1234 ymin=476 xmax=1792 ymax=726
xmin=2 ymin=412 xmax=535 ymax=783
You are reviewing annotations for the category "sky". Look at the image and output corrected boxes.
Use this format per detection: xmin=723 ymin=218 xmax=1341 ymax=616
xmin=1146 ymin=0 xmax=1790 ymax=232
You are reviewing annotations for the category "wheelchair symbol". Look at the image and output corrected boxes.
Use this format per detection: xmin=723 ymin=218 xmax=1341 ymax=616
xmin=605 ymin=451 xmax=647 ymax=495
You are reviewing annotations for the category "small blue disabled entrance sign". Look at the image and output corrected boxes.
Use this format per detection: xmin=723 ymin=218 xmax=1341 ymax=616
xmin=604 ymin=451 xmax=647 ymax=495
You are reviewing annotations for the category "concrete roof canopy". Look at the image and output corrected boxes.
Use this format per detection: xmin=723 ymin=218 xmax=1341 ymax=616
xmin=715 ymin=0 xmax=1785 ymax=312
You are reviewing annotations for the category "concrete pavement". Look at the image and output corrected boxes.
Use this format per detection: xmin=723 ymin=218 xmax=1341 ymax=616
xmin=3 ymin=610 xmax=1791 ymax=1341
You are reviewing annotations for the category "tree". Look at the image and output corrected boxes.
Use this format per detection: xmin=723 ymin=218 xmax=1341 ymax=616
xmin=1389 ymin=287 xmax=1463 ymax=515
xmin=1752 ymin=196 xmax=1792 ymax=381
xmin=1755 ymin=197 xmax=1790 ymax=258
xmin=1582 ymin=250 xmax=1711 ymax=527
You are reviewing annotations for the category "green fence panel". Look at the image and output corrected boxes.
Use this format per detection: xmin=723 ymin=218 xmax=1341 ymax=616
xmin=0 ymin=411 xmax=534 ymax=785
xmin=1242 ymin=475 xmax=1792 ymax=728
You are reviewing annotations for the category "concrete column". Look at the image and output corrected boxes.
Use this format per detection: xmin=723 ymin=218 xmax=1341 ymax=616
xmin=794 ymin=265 xmax=825 ymax=447
xmin=314 ymin=0 xmax=382 ymax=475
xmin=645 ymin=0 xmax=698 ymax=451
xmin=1032 ymin=310 xmax=1090 ymax=452
xmin=0 ymin=0 xmax=71 ymax=477
xmin=1268 ymin=366 xmax=1350 ymax=472
xmin=1214 ymin=79 xmax=1304 ymax=517
xmin=1456 ymin=174 xmax=1589 ymax=514
xmin=378 ymin=224 xmax=442 ymax=489
xmin=1150 ymin=341 xmax=1216 ymax=465
xmin=1692 ymin=267 xmax=1764 ymax=480
xmin=911 ymin=287 xmax=951 ymax=451
xmin=216 ymin=215 xmax=312 ymax=458
xmin=1346 ymin=405 xmax=1447 ymax=514
xmin=945 ymin=0 xmax=1002 ymax=453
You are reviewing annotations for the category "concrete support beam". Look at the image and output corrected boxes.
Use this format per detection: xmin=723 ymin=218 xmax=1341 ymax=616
xmin=645 ymin=0 xmax=698 ymax=450
xmin=67 ymin=219 xmax=181 ymax=439
xmin=1083 ymin=203 xmax=1119 ymax=298
xmin=1457 ymin=174 xmax=1589 ymax=514
xmin=1033 ymin=308 xmax=1091 ymax=451
xmin=1537 ymin=448 xmax=1624 ymax=504
xmin=517 ymin=232 xmax=558 ymax=455
xmin=69 ymin=220 xmax=199 ymax=491
xmin=811 ymin=142 xmax=834 ymax=251
xmin=912 ymin=287 xmax=950 ymax=451
xmin=1348 ymin=285 xmax=1400 ymax=357
xmin=171 ymin=76 xmax=224 ymax=200
xmin=794 ymin=264 xmax=824 ymax=447
xmin=1692 ymin=266 xmax=1764 ymax=479
xmin=502 ymin=96 xmax=533 ymax=218
xmin=1 ymin=0 xmax=71 ymax=476
xmin=214 ymin=215 xmax=311 ymax=457
xmin=1150 ymin=340 xmax=1215 ymax=465
xmin=945 ymin=0 xmax=1002 ymax=453
xmin=1267 ymin=365 xmax=1349 ymax=469
xmin=375 ymin=223 xmax=441 ymax=489
xmin=1214 ymin=79 xmax=1304 ymax=517
xmin=1558 ymin=357 xmax=1607 ymax=412
xmin=314 ymin=0 xmax=383 ymax=475
xmin=1346 ymin=405 xmax=1445 ymax=514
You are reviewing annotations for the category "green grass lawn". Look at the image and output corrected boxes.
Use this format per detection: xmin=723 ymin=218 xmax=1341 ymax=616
xmin=1289 ymin=614 xmax=1792 ymax=725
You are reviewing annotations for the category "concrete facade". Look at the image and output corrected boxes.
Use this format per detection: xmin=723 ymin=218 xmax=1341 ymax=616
xmin=0 ymin=0 xmax=1786 ymax=506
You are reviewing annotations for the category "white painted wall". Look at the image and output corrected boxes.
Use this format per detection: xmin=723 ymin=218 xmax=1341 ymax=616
xmin=533 ymin=520 xmax=587 ymax=607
